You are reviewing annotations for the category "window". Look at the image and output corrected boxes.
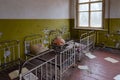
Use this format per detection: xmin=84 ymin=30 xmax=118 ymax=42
xmin=76 ymin=0 xmax=104 ymax=29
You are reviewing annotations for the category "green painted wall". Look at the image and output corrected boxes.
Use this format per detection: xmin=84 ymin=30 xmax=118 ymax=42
xmin=0 ymin=19 xmax=71 ymax=58
xmin=70 ymin=18 xmax=120 ymax=48
xmin=98 ymin=18 xmax=120 ymax=48
xmin=0 ymin=18 xmax=120 ymax=60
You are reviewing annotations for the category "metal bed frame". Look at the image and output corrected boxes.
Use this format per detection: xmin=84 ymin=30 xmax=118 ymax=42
xmin=24 ymin=34 xmax=47 ymax=59
xmin=0 ymin=40 xmax=21 ymax=71
xmin=24 ymin=32 xmax=76 ymax=80
xmin=19 ymin=49 xmax=57 ymax=80
xmin=56 ymin=40 xmax=76 ymax=80
xmin=78 ymin=31 xmax=96 ymax=61
xmin=49 ymin=30 xmax=76 ymax=80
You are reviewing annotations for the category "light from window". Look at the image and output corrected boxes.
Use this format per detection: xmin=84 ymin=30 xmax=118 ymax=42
xmin=90 ymin=12 xmax=102 ymax=27
xmin=79 ymin=4 xmax=89 ymax=11
xmin=76 ymin=0 xmax=103 ymax=29
xmin=79 ymin=12 xmax=89 ymax=27
xmin=91 ymin=3 xmax=102 ymax=11
xmin=91 ymin=0 xmax=102 ymax=2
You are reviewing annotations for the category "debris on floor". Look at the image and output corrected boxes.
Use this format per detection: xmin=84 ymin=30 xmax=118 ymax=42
xmin=23 ymin=72 xmax=38 ymax=80
xmin=114 ymin=74 xmax=120 ymax=80
xmin=104 ymin=57 xmax=119 ymax=63
xmin=78 ymin=65 xmax=92 ymax=74
xmin=78 ymin=65 xmax=89 ymax=70
xmin=21 ymin=67 xmax=38 ymax=80
xmin=9 ymin=67 xmax=37 ymax=80
xmin=85 ymin=52 xmax=96 ymax=59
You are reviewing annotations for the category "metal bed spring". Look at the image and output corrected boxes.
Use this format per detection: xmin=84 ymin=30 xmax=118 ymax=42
xmin=23 ymin=32 xmax=75 ymax=80
xmin=19 ymin=50 xmax=57 ymax=80
xmin=0 ymin=40 xmax=20 ymax=71
xmin=78 ymin=31 xmax=96 ymax=60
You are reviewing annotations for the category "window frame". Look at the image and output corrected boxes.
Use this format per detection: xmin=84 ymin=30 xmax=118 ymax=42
xmin=75 ymin=0 xmax=105 ymax=30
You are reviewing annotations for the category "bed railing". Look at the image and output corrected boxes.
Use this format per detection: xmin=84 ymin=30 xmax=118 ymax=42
xmin=19 ymin=50 xmax=57 ymax=80
xmin=54 ymin=40 xmax=75 ymax=80
xmin=0 ymin=40 xmax=20 ymax=71
xmin=24 ymin=34 xmax=49 ymax=61
xmin=78 ymin=31 xmax=96 ymax=60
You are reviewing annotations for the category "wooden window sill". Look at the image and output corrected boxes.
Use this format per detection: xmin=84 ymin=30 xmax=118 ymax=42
xmin=74 ymin=27 xmax=107 ymax=31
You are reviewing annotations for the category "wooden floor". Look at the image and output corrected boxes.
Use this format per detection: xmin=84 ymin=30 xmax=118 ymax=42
xmin=0 ymin=48 xmax=120 ymax=80
xmin=63 ymin=48 xmax=120 ymax=80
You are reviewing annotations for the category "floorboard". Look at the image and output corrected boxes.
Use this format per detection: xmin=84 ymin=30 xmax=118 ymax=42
xmin=63 ymin=48 xmax=120 ymax=80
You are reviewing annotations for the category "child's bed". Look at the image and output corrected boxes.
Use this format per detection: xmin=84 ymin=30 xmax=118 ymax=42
xmin=49 ymin=31 xmax=76 ymax=80
xmin=76 ymin=31 xmax=96 ymax=61
xmin=56 ymin=40 xmax=75 ymax=80
xmin=19 ymin=49 xmax=57 ymax=80
xmin=0 ymin=40 xmax=21 ymax=80
xmin=24 ymin=33 xmax=76 ymax=80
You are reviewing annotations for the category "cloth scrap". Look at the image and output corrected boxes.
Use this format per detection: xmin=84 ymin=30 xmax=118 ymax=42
xmin=114 ymin=74 xmax=120 ymax=80
xmin=85 ymin=52 xmax=96 ymax=59
xmin=104 ymin=57 xmax=119 ymax=63
xmin=78 ymin=65 xmax=89 ymax=70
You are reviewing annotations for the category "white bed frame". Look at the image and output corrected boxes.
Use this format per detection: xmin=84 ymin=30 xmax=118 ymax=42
xmin=19 ymin=50 xmax=57 ymax=80
xmin=49 ymin=30 xmax=76 ymax=80
xmin=24 ymin=34 xmax=44 ymax=59
xmin=57 ymin=40 xmax=76 ymax=80
xmin=24 ymin=33 xmax=76 ymax=80
xmin=0 ymin=40 xmax=20 ymax=71
xmin=78 ymin=31 xmax=96 ymax=60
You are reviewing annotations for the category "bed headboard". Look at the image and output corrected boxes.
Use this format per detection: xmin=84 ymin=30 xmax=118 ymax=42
xmin=0 ymin=40 xmax=20 ymax=69
xmin=88 ymin=31 xmax=96 ymax=46
xmin=24 ymin=34 xmax=43 ymax=55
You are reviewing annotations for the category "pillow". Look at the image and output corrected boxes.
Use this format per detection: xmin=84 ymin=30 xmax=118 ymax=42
xmin=53 ymin=36 xmax=65 ymax=46
xmin=30 ymin=44 xmax=48 ymax=55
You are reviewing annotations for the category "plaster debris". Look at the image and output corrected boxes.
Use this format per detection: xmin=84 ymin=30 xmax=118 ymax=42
xmin=104 ymin=57 xmax=119 ymax=63
xmin=78 ymin=65 xmax=89 ymax=70
xmin=85 ymin=52 xmax=96 ymax=59
xmin=114 ymin=74 xmax=120 ymax=80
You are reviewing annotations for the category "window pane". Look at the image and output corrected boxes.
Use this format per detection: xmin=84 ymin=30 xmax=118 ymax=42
xmin=79 ymin=0 xmax=89 ymax=3
xmin=79 ymin=4 xmax=89 ymax=11
xmin=91 ymin=2 xmax=102 ymax=11
xmin=91 ymin=0 xmax=102 ymax=2
xmin=79 ymin=12 xmax=89 ymax=27
xmin=90 ymin=12 xmax=102 ymax=27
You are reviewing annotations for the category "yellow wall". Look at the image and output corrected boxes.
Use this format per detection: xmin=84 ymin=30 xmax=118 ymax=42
xmin=0 ymin=19 xmax=71 ymax=58
xmin=98 ymin=18 xmax=120 ymax=48
xmin=71 ymin=18 xmax=120 ymax=48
